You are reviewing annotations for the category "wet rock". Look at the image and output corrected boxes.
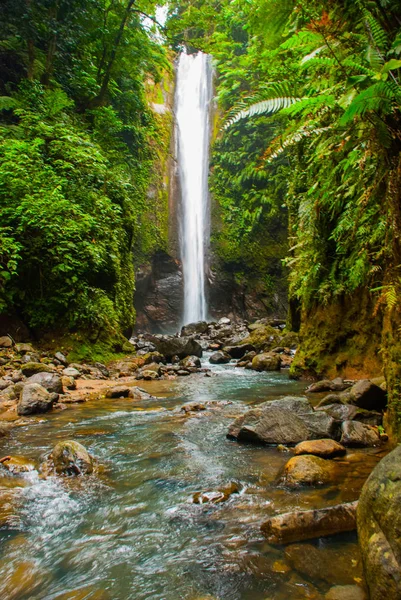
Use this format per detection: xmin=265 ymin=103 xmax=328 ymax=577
xmin=294 ymin=439 xmax=346 ymax=459
xmin=181 ymin=321 xmax=209 ymax=336
xmin=307 ymin=378 xmax=351 ymax=393
xmin=17 ymin=383 xmax=56 ymax=416
xmin=209 ymin=351 xmax=231 ymax=365
xmin=353 ymin=410 xmax=383 ymax=427
xmin=223 ymin=344 xmax=256 ymax=359
xmin=176 ymin=369 xmax=190 ymax=377
xmin=0 ymin=336 xmax=13 ymax=348
xmin=156 ymin=336 xmax=202 ymax=360
xmin=62 ymin=367 xmax=81 ymax=379
xmin=285 ymin=543 xmax=361 ymax=585
xmin=141 ymin=370 xmax=159 ymax=380
xmin=348 ymin=379 xmax=387 ymax=411
xmin=180 ymin=355 xmax=201 ymax=368
xmin=54 ymin=351 xmax=69 ymax=366
xmin=261 ymin=501 xmax=357 ymax=544
xmin=0 ymin=422 xmax=13 ymax=437
xmin=357 ymin=444 xmax=401 ymax=599
xmin=192 ymin=482 xmax=240 ymax=504
xmin=340 ymin=421 xmax=380 ymax=447
xmin=316 ymin=403 xmax=359 ymax=421
xmin=228 ymin=396 xmax=336 ymax=445
xmin=25 ymin=372 xmax=63 ymax=394
xmin=3 ymin=455 xmax=36 ymax=474
xmin=143 ymin=352 xmax=166 ymax=365
xmin=15 ymin=343 xmax=33 ymax=354
xmin=0 ymin=379 xmax=12 ymax=391
xmin=21 ymin=362 xmax=55 ymax=377
xmin=325 ymin=585 xmax=367 ymax=600
xmin=251 ymin=352 xmax=281 ymax=371
xmin=181 ymin=402 xmax=207 ymax=413
xmin=51 ymin=440 xmax=93 ymax=476
xmin=106 ymin=385 xmax=132 ymax=399
xmin=61 ymin=375 xmax=76 ymax=390
xmin=141 ymin=362 xmax=161 ymax=375
xmin=129 ymin=387 xmax=155 ymax=400
xmin=281 ymin=455 xmax=335 ymax=487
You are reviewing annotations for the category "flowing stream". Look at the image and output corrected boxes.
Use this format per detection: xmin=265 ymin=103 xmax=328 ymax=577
xmin=176 ymin=51 xmax=213 ymax=325
xmin=0 ymin=360 xmax=383 ymax=600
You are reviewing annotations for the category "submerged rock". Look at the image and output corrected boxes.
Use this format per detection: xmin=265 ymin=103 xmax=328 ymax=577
xmin=357 ymin=444 xmax=401 ymax=599
xmin=227 ymin=396 xmax=336 ymax=445
xmin=281 ymin=455 xmax=335 ymax=487
xmin=251 ymin=352 xmax=281 ymax=371
xmin=17 ymin=383 xmax=56 ymax=415
xmin=51 ymin=440 xmax=93 ymax=476
xmin=192 ymin=482 xmax=240 ymax=504
xmin=261 ymin=501 xmax=357 ymax=544
xmin=285 ymin=543 xmax=361 ymax=585
xmin=294 ymin=439 xmax=346 ymax=459
xmin=340 ymin=421 xmax=380 ymax=447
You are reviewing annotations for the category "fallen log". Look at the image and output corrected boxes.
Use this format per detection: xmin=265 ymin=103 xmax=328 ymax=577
xmin=261 ymin=501 xmax=357 ymax=544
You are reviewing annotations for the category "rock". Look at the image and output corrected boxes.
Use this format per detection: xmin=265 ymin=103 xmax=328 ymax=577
xmin=4 ymin=455 xmax=36 ymax=474
xmin=180 ymin=355 xmax=201 ymax=368
xmin=141 ymin=370 xmax=159 ymax=380
xmin=348 ymin=380 xmax=387 ymax=411
xmin=0 ymin=422 xmax=13 ymax=437
xmin=218 ymin=317 xmax=231 ymax=325
xmin=61 ymin=375 xmax=76 ymax=390
xmin=180 ymin=321 xmax=209 ymax=336
xmin=129 ymin=387 xmax=155 ymax=400
xmin=156 ymin=336 xmax=202 ymax=360
xmin=62 ymin=367 xmax=80 ymax=379
xmin=307 ymin=378 xmax=351 ymax=393
xmin=141 ymin=362 xmax=161 ymax=375
xmin=21 ymin=362 xmax=55 ymax=377
xmin=0 ymin=336 xmax=12 ymax=348
xmin=181 ymin=402 xmax=207 ymax=413
xmin=0 ymin=379 xmax=12 ymax=391
xmin=223 ymin=344 xmax=256 ymax=359
xmin=209 ymin=351 xmax=231 ymax=365
xmin=228 ymin=396 xmax=336 ymax=445
xmin=316 ymin=403 xmax=359 ymax=421
xmin=357 ymin=444 xmax=401 ymax=599
xmin=25 ymin=372 xmax=63 ymax=394
xmin=251 ymin=352 xmax=281 ymax=371
xmin=340 ymin=421 xmax=380 ymax=447
xmin=17 ymin=384 xmax=56 ymax=415
xmin=93 ymin=362 xmax=109 ymax=377
xmin=51 ymin=440 xmax=93 ymax=476
xmin=261 ymin=501 xmax=357 ymax=544
xmin=192 ymin=482 xmax=240 ymax=504
xmin=143 ymin=352 xmax=166 ymax=365
xmin=15 ymin=343 xmax=33 ymax=354
xmin=176 ymin=370 xmax=190 ymax=377
xmin=353 ymin=410 xmax=383 ymax=427
xmin=325 ymin=585 xmax=367 ymax=600
xmin=105 ymin=386 xmax=132 ymax=399
xmin=285 ymin=543 xmax=361 ymax=585
xmin=294 ymin=439 xmax=346 ymax=459
xmin=281 ymin=455 xmax=335 ymax=487
xmin=54 ymin=351 xmax=69 ymax=366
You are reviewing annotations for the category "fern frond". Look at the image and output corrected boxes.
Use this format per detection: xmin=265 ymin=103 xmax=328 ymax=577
xmin=0 ymin=96 xmax=18 ymax=111
xmin=263 ymin=124 xmax=331 ymax=162
xmin=300 ymin=56 xmax=336 ymax=70
xmin=363 ymin=8 xmax=390 ymax=54
xmin=340 ymin=82 xmax=396 ymax=124
xmin=280 ymin=30 xmax=322 ymax=51
xmin=283 ymin=94 xmax=336 ymax=117
xmin=224 ymin=84 xmax=301 ymax=129
xmin=342 ymin=58 xmax=374 ymax=76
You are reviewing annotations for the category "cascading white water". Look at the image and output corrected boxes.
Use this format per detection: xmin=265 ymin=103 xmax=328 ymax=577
xmin=176 ymin=51 xmax=212 ymax=325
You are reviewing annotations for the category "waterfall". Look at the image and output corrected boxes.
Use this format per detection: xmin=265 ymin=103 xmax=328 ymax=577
xmin=175 ymin=51 xmax=213 ymax=325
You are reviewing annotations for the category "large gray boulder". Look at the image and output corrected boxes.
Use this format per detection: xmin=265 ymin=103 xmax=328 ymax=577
xmin=209 ymin=351 xmax=231 ymax=365
xmin=357 ymin=444 xmax=401 ymax=599
xmin=180 ymin=321 xmax=208 ymax=336
xmin=340 ymin=421 xmax=380 ymax=447
xmin=227 ymin=396 xmax=336 ymax=445
xmin=17 ymin=383 xmax=56 ymax=415
xmin=25 ymin=372 xmax=63 ymax=394
xmin=155 ymin=336 xmax=202 ymax=360
xmin=348 ymin=379 xmax=387 ymax=411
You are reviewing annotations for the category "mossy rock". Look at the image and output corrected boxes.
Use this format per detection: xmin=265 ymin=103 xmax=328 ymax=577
xmin=240 ymin=325 xmax=282 ymax=351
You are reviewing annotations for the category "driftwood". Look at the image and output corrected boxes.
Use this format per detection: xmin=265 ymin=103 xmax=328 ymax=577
xmin=261 ymin=501 xmax=358 ymax=544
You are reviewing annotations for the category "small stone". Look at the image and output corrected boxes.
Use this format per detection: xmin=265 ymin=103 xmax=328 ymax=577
xmin=55 ymin=351 xmax=69 ymax=366
xmin=62 ymin=367 xmax=80 ymax=379
xmin=105 ymin=386 xmax=131 ymax=398
xmin=0 ymin=336 xmax=13 ymax=348
xmin=15 ymin=343 xmax=34 ymax=354
xmin=142 ymin=370 xmax=159 ymax=380
xmin=294 ymin=439 xmax=346 ymax=458
xmin=61 ymin=375 xmax=76 ymax=390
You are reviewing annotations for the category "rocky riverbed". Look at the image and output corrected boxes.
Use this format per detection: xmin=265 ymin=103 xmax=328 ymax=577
xmin=0 ymin=319 xmax=394 ymax=599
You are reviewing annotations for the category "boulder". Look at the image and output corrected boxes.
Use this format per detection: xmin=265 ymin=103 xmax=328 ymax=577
xmin=261 ymin=501 xmax=357 ymax=544
xmin=61 ymin=375 xmax=76 ymax=390
xmin=156 ymin=336 xmax=202 ymax=360
xmin=325 ymin=586 xmax=367 ymax=600
xmin=141 ymin=370 xmax=159 ymax=380
xmin=51 ymin=440 xmax=93 ymax=475
xmin=281 ymin=455 xmax=335 ymax=487
xmin=180 ymin=321 xmax=208 ymax=336
xmin=340 ymin=421 xmax=380 ymax=447
xmin=251 ymin=352 xmax=281 ymax=371
xmin=348 ymin=380 xmax=387 ymax=411
xmin=15 ymin=343 xmax=33 ymax=354
xmin=294 ymin=439 xmax=346 ymax=458
xmin=180 ymin=355 xmax=201 ymax=368
xmin=106 ymin=385 xmax=132 ymax=398
xmin=316 ymin=403 xmax=359 ymax=421
xmin=218 ymin=317 xmax=231 ymax=325
xmin=358 ymin=444 xmax=401 ymax=599
xmin=0 ymin=336 xmax=12 ymax=348
xmin=228 ymin=397 xmax=336 ymax=445
xmin=209 ymin=351 xmax=231 ymax=365
xmin=143 ymin=351 xmax=166 ymax=365
xmin=17 ymin=383 xmax=56 ymax=415
xmin=129 ymin=387 xmax=155 ymax=400
xmin=223 ymin=344 xmax=256 ymax=359
xmin=25 ymin=372 xmax=63 ymax=394
xmin=141 ymin=362 xmax=161 ymax=375
xmin=21 ymin=362 xmax=55 ymax=377
xmin=307 ymin=378 xmax=351 ymax=393
xmin=54 ymin=351 xmax=68 ymax=366
xmin=62 ymin=367 xmax=81 ymax=379
xmin=93 ymin=362 xmax=109 ymax=377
